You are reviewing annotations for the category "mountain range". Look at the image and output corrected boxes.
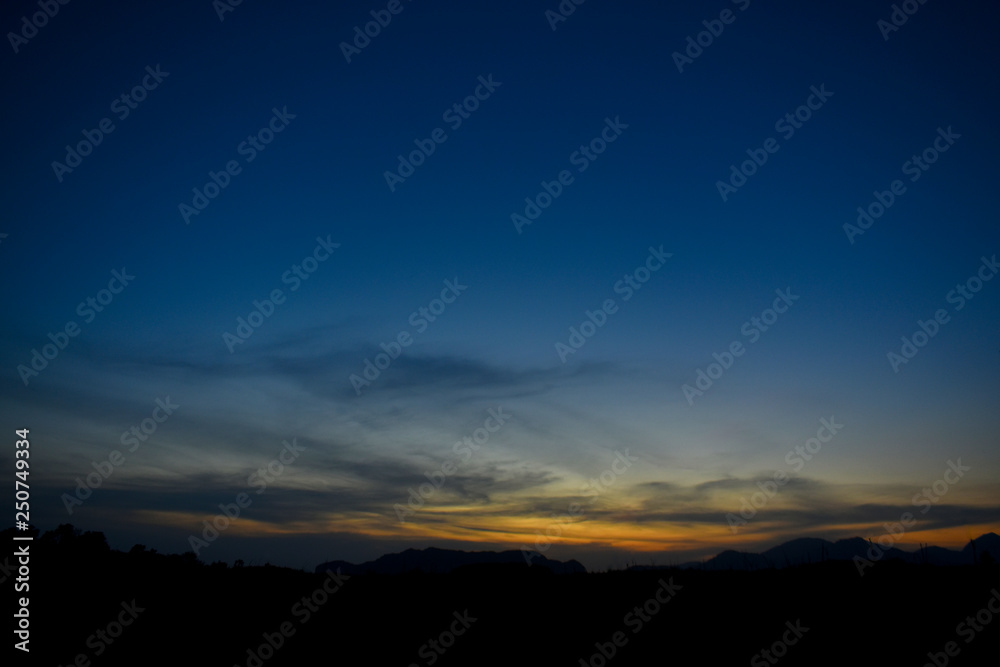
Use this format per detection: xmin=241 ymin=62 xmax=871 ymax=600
xmin=315 ymin=546 xmax=586 ymax=575
xmin=314 ymin=533 xmax=998 ymax=575
xmin=662 ymin=532 xmax=1000 ymax=571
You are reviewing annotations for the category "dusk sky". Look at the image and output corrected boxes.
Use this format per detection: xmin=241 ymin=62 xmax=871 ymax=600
xmin=2 ymin=0 xmax=997 ymax=571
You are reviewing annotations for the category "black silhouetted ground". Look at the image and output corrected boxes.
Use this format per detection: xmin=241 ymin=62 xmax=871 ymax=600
xmin=8 ymin=525 xmax=1000 ymax=666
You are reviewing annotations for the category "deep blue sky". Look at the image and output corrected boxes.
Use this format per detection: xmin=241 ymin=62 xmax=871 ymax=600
xmin=1 ymin=0 xmax=997 ymax=570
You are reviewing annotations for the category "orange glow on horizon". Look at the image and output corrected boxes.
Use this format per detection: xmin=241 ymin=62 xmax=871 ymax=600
xmin=126 ymin=507 xmax=997 ymax=562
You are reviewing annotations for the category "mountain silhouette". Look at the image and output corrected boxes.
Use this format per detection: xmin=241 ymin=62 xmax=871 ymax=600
xmin=316 ymin=535 xmax=998 ymax=575
xmin=648 ymin=532 xmax=1000 ymax=571
xmin=315 ymin=546 xmax=586 ymax=575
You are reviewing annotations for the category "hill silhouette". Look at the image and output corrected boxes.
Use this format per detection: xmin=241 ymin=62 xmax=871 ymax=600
xmin=315 ymin=545 xmax=585 ymax=575
xmin=644 ymin=532 xmax=1000 ymax=571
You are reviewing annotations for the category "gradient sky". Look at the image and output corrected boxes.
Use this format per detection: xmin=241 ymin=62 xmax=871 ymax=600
xmin=2 ymin=0 xmax=998 ymax=571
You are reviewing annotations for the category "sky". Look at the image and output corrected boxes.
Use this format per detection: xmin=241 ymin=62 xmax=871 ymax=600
xmin=1 ymin=0 xmax=998 ymax=571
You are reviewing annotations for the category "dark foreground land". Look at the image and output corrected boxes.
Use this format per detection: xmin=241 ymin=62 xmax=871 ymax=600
xmin=9 ymin=528 xmax=1000 ymax=666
